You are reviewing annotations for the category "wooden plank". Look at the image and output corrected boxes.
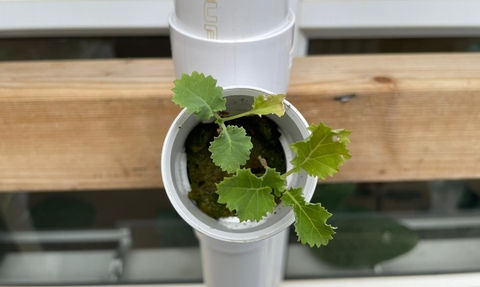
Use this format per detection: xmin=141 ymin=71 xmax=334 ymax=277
xmin=288 ymin=54 xmax=480 ymax=183
xmin=0 ymin=54 xmax=479 ymax=191
xmin=0 ymin=60 xmax=177 ymax=191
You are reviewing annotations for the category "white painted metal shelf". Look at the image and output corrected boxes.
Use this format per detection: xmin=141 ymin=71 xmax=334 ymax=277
xmin=1 ymin=0 xmax=480 ymax=38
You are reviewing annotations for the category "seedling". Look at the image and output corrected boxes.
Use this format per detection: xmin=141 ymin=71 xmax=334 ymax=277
xmin=172 ymin=72 xmax=351 ymax=247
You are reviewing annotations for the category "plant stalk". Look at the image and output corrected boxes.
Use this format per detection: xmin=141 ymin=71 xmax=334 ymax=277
xmin=280 ymin=168 xmax=296 ymax=180
xmin=221 ymin=110 xmax=255 ymax=122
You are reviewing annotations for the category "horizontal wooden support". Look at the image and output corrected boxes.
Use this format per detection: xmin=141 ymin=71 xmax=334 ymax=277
xmin=1 ymin=54 xmax=480 ymax=192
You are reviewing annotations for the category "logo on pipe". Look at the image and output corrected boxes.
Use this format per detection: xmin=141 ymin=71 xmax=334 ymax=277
xmin=204 ymin=0 xmax=218 ymax=39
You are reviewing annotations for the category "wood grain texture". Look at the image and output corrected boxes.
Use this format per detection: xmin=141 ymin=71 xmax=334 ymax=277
xmin=1 ymin=54 xmax=479 ymax=192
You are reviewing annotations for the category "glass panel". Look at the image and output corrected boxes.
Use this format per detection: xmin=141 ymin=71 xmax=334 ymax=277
xmin=0 ymin=37 xmax=172 ymax=62
xmin=285 ymin=181 xmax=480 ymax=278
xmin=1 ymin=180 xmax=479 ymax=284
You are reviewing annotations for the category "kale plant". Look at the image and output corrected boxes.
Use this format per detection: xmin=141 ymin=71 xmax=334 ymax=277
xmin=172 ymin=72 xmax=351 ymax=247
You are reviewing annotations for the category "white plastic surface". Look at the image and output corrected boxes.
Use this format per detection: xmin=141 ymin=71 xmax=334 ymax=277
xmin=196 ymin=229 xmax=288 ymax=287
xmin=167 ymin=2 xmax=298 ymax=286
xmin=174 ymin=0 xmax=288 ymax=40
xmin=137 ymin=272 xmax=480 ymax=287
xmin=169 ymin=10 xmax=295 ymax=94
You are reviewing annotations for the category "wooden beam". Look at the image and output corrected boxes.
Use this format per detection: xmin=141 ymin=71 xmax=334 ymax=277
xmin=1 ymin=54 xmax=479 ymax=192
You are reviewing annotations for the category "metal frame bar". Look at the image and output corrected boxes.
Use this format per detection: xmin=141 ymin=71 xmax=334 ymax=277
xmin=1 ymin=0 xmax=480 ymax=39
xmin=299 ymin=0 xmax=480 ymax=39
xmin=0 ymin=229 xmax=131 ymax=244
xmin=0 ymin=0 xmax=173 ymax=37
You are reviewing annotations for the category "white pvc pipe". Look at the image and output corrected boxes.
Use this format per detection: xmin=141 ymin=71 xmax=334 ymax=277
xmin=196 ymin=229 xmax=288 ymax=287
xmin=167 ymin=2 xmax=300 ymax=286
xmin=174 ymin=0 xmax=289 ymax=40
xmin=169 ymin=0 xmax=295 ymax=94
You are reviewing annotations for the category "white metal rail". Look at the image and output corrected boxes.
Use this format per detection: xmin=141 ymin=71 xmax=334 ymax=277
xmin=1 ymin=0 xmax=480 ymax=55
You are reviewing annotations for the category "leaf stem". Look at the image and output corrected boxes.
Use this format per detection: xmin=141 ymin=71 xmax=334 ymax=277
xmin=222 ymin=110 xmax=255 ymax=122
xmin=214 ymin=113 xmax=225 ymax=126
xmin=214 ymin=113 xmax=229 ymax=138
xmin=214 ymin=114 xmax=228 ymax=133
xmin=220 ymin=122 xmax=228 ymax=133
xmin=280 ymin=168 xmax=297 ymax=180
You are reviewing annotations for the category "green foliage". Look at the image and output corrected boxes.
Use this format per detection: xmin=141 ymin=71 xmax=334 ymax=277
xmin=313 ymin=218 xmax=418 ymax=268
xmin=217 ymin=168 xmax=281 ymax=221
xmin=172 ymin=72 xmax=226 ymax=120
xmin=311 ymin=183 xmax=356 ymax=212
xmin=290 ymin=123 xmax=351 ymax=179
xmin=261 ymin=168 xmax=286 ymax=197
xmin=250 ymin=94 xmax=286 ymax=117
xmin=209 ymin=126 xmax=253 ymax=173
xmin=282 ymin=188 xmax=336 ymax=247
xmin=171 ymin=72 xmax=352 ymax=247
